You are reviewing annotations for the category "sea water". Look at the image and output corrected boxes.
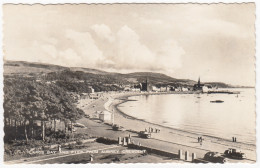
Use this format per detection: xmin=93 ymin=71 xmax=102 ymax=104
xmin=118 ymin=88 xmax=255 ymax=144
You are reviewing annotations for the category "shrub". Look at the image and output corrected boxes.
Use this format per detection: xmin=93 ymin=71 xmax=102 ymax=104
xmin=76 ymin=140 xmax=83 ymax=145
xmin=96 ymin=137 xmax=117 ymax=145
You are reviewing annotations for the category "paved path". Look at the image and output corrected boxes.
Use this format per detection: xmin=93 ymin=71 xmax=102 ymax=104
xmin=5 ymin=143 xmax=119 ymax=164
xmin=76 ymin=118 xmax=255 ymax=163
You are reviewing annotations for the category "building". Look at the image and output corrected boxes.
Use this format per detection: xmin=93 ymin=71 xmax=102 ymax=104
xmin=131 ymin=88 xmax=141 ymax=92
xmin=124 ymin=86 xmax=131 ymax=91
xmin=88 ymin=86 xmax=95 ymax=93
xmin=193 ymin=77 xmax=204 ymax=91
xmin=202 ymin=85 xmax=214 ymax=92
xmin=99 ymin=111 xmax=112 ymax=121
xmin=160 ymin=86 xmax=167 ymax=92
xmin=152 ymin=86 xmax=160 ymax=92
xmin=141 ymin=78 xmax=152 ymax=92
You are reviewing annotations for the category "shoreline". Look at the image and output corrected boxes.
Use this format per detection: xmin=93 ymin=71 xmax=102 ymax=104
xmin=110 ymin=93 xmax=256 ymax=147
xmin=78 ymin=91 xmax=256 ymax=161
xmin=114 ymin=94 xmax=255 ymax=146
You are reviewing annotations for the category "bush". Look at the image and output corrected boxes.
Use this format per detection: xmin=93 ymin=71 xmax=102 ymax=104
xmin=76 ymin=140 xmax=83 ymax=145
xmin=68 ymin=143 xmax=76 ymax=150
xmin=96 ymin=137 xmax=117 ymax=145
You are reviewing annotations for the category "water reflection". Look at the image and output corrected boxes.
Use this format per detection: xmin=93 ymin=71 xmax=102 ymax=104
xmin=118 ymin=89 xmax=255 ymax=144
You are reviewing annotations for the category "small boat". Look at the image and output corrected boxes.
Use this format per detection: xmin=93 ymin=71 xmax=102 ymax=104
xmin=210 ymin=100 xmax=224 ymax=103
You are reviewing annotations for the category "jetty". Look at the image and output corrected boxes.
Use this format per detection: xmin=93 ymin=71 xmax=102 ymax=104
xmin=207 ymin=90 xmax=240 ymax=94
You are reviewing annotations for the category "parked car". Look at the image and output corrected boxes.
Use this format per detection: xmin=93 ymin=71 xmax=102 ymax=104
xmin=138 ymin=131 xmax=151 ymax=139
xmin=224 ymin=148 xmax=246 ymax=159
xmin=73 ymin=123 xmax=86 ymax=128
xmin=84 ymin=114 xmax=90 ymax=118
xmin=204 ymin=152 xmax=227 ymax=163
xmin=112 ymin=124 xmax=125 ymax=131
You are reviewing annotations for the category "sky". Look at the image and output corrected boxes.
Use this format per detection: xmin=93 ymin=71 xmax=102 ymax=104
xmin=3 ymin=3 xmax=255 ymax=86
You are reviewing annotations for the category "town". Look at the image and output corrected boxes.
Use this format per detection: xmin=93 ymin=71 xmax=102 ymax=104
xmin=3 ymin=61 xmax=253 ymax=164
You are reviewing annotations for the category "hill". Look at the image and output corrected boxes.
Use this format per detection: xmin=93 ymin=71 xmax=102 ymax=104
xmin=4 ymin=60 xmax=239 ymax=88
xmin=4 ymin=60 xmax=69 ymax=74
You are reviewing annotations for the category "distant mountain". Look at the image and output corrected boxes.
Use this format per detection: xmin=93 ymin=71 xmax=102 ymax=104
xmin=4 ymin=60 xmax=239 ymax=88
xmin=69 ymin=67 xmax=109 ymax=75
xmin=124 ymin=72 xmax=196 ymax=85
xmin=204 ymin=82 xmax=233 ymax=88
xmin=4 ymin=60 xmax=69 ymax=74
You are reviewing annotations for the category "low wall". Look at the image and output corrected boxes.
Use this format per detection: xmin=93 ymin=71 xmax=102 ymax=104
xmin=127 ymin=144 xmax=178 ymax=159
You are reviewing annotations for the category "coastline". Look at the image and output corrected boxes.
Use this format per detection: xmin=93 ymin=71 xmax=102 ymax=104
xmin=112 ymin=93 xmax=256 ymax=146
xmin=78 ymin=91 xmax=256 ymax=161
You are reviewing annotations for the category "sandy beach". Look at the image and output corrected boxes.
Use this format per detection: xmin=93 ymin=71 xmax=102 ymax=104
xmin=76 ymin=91 xmax=256 ymax=162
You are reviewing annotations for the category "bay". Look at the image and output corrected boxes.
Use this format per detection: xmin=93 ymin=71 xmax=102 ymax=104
xmin=118 ymin=88 xmax=255 ymax=144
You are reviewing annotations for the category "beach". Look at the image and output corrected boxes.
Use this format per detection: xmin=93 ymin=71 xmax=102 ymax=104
xmin=76 ymin=91 xmax=256 ymax=162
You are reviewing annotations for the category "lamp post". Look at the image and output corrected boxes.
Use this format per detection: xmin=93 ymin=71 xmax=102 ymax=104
xmin=112 ymin=109 xmax=114 ymax=126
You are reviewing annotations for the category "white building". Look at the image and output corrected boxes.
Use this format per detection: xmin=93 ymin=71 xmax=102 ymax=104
xmin=152 ymin=86 xmax=160 ymax=92
xmin=175 ymin=87 xmax=182 ymax=92
xmin=99 ymin=111 xmax=112 ymax=121
xmin=131 ymin=88 xmax=141 ymax=92
xmin=160 ymin=87 xmax=167 ymax=92
xmin=202 ymin=86 xmax=209 ymax=92
xmin=89 ymin=86 xmax=95 ymax=93
xmin=124 ymin=86 xmax=131 ymax=91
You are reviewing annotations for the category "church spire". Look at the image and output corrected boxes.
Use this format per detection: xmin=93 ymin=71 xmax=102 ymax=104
xmin=198 ymin=76 xmax=200 ymax=87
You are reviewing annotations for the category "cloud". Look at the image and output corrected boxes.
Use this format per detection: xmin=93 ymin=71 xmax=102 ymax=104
xmin=14 ymin=29 xmax=105 ymax=68
xmin=98 ymin=25 xmax=185 ymax=73
xmin=91 ymin=24 xmax=115 ymax=42
xmin=114 ymin=25 xmax=156 ymax=70
xmin=59 ymin=48 xmax=81 ymax=65
xmin=63 ymin=29 xmax=104 ymax=67
xmin=155 ymin=40 xmax=185 ymax=71
xmin=40 ymin=44 xmax=57 ymax=59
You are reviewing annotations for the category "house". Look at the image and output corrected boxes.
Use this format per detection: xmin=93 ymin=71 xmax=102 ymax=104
xmin=88 ymin=86 xmax=95 ymax=93
xmin=160 ymin=87 xmax=167 ymax=92
xmin=202 ymin=86 xmax=209 ymax=92
xmin=99 ymin=111 xmax=112 ymax=121
xmin=202 ymin=85 xmax=213 ymax=92
xmin=175 ymin=87 xmax=182 ymax=92
xmin=131 ymin=88 xmax=141 ymax=92
xmin=152 ymin=86 xmax=160 ymax=92
xmin=124 ymin=86 xmax=131 ymax=91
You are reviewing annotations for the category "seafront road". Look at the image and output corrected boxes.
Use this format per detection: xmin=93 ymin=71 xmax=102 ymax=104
xmin=75 ymin=118 xmax=255 ymax=163
xmin=5 ymin=143 xmax=120 ymax=164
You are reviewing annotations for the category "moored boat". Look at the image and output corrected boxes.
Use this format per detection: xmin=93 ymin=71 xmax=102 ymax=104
xmin=210 ymin=100 xmax=224 ymax=103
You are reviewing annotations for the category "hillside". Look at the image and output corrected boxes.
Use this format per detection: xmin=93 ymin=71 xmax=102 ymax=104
xmin=204 ymin=82 xmax=233 ymax=88
xmin=69 ymin=67 xmax=109 ymax=75
xmin=124 ymin=72 xmax=196 ymax=85
xmin=4 ymin=60 xmax=69 ymax=74
xmin=3 ymin=60 xmax=238 ymax=88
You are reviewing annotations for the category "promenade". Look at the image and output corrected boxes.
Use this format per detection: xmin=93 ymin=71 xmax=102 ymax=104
xmin=76 ymin=91 xmax=256 ymax=163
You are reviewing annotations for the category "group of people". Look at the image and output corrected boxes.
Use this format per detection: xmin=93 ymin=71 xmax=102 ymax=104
xmin=198 ymin=136 xmax=204 ymax=145
xmin=232 ymin=137 xmax=237 ymax=142
xmin=145 ymin=127 xmax=161 ymax=133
